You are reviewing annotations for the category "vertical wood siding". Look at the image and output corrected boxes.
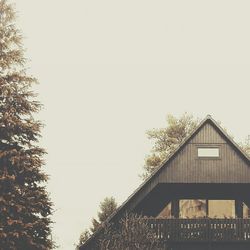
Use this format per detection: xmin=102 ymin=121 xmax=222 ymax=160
xmin=157 ymin=123 xmax=250 ymax=184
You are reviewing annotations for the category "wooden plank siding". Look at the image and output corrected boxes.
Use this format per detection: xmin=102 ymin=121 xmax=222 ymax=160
xmin=190 ymin=122 xmax=225 ymax=144
xmin=159 ymin=122 xmax=250 ymax=184
xmin=158 ymin=144 xmax=250 ymax=183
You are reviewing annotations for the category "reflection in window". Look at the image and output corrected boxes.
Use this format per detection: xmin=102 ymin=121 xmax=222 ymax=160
xmin=180 ymin=200 xmax=206 ymax=218
xmin=157 ymin=202 xmax=171 ymax=219
xmin=243 ymin=202 xmax=250 ymax=218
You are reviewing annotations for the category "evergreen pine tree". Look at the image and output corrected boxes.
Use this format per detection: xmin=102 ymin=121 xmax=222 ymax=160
xmin=0 ymin=1 xmax=53 ymax=249
xmin=77 ymin=197 xmax=117 ymax=248
xmin=90 ymin=197 xmax=117 ymax=233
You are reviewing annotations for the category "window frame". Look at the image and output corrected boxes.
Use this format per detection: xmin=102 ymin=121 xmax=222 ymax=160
xmin=196 ymin=144 xmax=221 ymax=160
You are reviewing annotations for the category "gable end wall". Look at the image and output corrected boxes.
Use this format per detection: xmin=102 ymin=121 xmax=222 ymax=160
xmin=157 ymin=122 xmax=250 ymax=183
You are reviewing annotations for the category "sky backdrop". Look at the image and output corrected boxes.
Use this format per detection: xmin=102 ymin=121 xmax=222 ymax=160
xmin=12 ymin=0 xmax=250 ymax=249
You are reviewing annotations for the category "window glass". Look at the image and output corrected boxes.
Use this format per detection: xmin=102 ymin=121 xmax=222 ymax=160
xmin=243 ymin=202 xmax=250 ymax=218
xmin=198 ymin=148 xmax=219 ymax=157
xmin=208 ymin=200 xmax=235 ymax=218
xmin=157 ymin=202 xmax=171 ymax=219
xmin=179 ymin=200 xmax=206 ymax=218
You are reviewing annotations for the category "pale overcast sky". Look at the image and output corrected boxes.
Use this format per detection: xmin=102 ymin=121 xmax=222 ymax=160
xmin=13 ymin=0 xmax=250 ymax=249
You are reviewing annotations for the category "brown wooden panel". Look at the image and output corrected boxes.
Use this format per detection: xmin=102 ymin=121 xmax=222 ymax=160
xmin=190 ymin=123 xmax=225 ymax=144
xmin=158 ymin=143 xmax=250 ymax=184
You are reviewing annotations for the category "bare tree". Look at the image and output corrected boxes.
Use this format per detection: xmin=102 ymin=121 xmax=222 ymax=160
xmin=99 ymin=214 xmax=161 ymax=250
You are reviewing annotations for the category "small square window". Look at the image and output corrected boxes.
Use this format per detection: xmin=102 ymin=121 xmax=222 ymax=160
xmin=198 ymin=147 xmax=219 ymax=157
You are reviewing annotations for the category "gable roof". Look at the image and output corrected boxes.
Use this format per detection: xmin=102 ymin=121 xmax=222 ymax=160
xmin=80 ymin=115 xmax=250 ymax=249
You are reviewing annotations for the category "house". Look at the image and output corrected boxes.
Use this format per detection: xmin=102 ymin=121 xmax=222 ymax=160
xmin=81 ymin=115 xmax=250 ymax=250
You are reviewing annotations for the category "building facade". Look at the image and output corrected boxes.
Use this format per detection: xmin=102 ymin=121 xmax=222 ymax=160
xmin=81 ymin=116 xmax=250 ymax=250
